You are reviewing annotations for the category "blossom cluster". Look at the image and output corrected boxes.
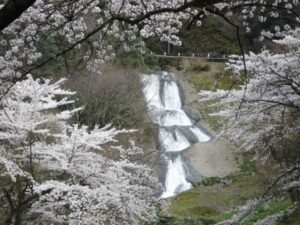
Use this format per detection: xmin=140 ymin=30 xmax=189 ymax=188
xmin=0 ymin=75 xmax=159 ymax=224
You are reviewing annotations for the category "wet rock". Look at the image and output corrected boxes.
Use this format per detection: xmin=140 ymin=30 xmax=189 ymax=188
xmin=182 ymin=106 xmax=200 ymax=123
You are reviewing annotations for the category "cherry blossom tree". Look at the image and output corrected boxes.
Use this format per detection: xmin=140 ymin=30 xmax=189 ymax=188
xmin=200 ymin=28 xmax=300 ymax=224
xmin=0 ymin=0 xmax=299 ymax=97
xmin=199 ymin=28 xmax=300 ymax=161
xmin=0 ymin=75 xmax=159 ymax=224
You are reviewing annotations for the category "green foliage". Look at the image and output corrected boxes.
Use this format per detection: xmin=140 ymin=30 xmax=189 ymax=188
xmin=150 ymin=214 xmax=224 ymax=225
xmin=238 ymin=161 xmax=257 ymax=176
xmin=150 ymin=215 xmax=182 ymax=225
xmin=158 ymin=57 xmax=183 ymax=71
xmin=114 ymin=50 xmax=144 ymax=68
xmin=186 ymin=60 xmax=224 ymax=91
xmin=187 ymin=66 xmax=243 ymax=92
xmin=279 ymin=209 xmax=300 ymax=225
xmin=168 ymin=166 xmax=295 ymax=225
xmin=171 ymin=174 xmax=266 ymax=218
xmin=243 ymin=199 xmax=293 ymax=225
xmin=192 ymin=177 xmax=222 ymax=187
xmin=189 ymin=206 xmax=216 ymax=216
xmin=145 ymin=15 xmax=243 ymax=55
xmin=192 ymin=101 xmax=225 ymax=132
xmin=187 ymin=73 xmax=215 ymax=91
xmin=113 ymin=50 xmax=159 ymax=69
xmin=205 ymin=211 xmax=235 ymax=223
xmin=142 ymin=124 xmax=155 ymax=143
xmin=214 ymin=69 xmax=244 ymax=90
xmin=151 ymin=202 xmax=234 ymax=225
xmin=145 ymin=10 xmax=295 ymax=56
xmin=185 ymin=61 xmax=244 ymax=132
xmin=143 ymin=51 xmax=159 ymax=69
xmin=190 ymin=63 xmax=211 ymax=72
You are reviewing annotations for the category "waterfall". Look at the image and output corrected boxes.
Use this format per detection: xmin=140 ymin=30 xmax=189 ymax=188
xmin=161 ymin=156 xmax=192 ymax=198
xmin=141 ymin=72 xmax=211 ymax=198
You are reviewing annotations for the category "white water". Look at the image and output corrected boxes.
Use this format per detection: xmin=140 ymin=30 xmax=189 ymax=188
xmin=141 ymin=72 xmax=211 ymax=198
xmin=159 ymin=128 xmax=191 ymax=152
xmin=161 ymin=157 xmax=192 ymax=198
xmin=163 ymin=80 xmax=182 ymax=110
xmin=189 ymin=127 xmax=211 ymax=142
xmin=141 ymin=74 xmax=192 ymax=126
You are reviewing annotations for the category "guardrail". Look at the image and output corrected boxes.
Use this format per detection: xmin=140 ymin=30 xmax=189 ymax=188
xmin=151 ymin=52 xmax=228 ymax=61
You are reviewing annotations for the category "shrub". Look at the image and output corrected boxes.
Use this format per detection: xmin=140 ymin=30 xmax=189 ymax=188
xmin=113 ymin=50 xmax=159 ymax=69
xmin=239 ymin=160 xmax=257 ymax=176
xmin=64 ymin=65 xmax=145 ymax=128
xmin=143 ymin=51 xmax=159 ymax=68
xmin=158 ymin=57 xmax=183 ymax=70
xmin=114 ymin=50 xmax=144 ymax=68
xmin=191 ymin=63 xmax=211 ymax=72
xmin=213 ymin=69 xmax=244 ymax=90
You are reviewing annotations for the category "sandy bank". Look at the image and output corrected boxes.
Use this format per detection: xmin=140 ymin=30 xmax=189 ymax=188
xmin=183 ymin=138 xmax=238 ymax=178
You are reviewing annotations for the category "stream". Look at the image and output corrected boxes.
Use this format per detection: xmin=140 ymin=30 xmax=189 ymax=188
xmin=141 ymin=72 xmax=211 ymax=198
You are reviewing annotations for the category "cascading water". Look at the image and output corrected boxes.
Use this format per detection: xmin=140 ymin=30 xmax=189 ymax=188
xmin=141 ymin=72 xmax=211 ymax=198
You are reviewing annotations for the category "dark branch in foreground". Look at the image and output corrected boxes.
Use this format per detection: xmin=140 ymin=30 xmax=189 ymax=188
xmin=0 ymin=0 xmax=36 ymax=32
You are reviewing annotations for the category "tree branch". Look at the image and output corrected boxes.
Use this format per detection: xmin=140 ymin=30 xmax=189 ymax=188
xmin=0 ymin=0 xmax=36 ymax=32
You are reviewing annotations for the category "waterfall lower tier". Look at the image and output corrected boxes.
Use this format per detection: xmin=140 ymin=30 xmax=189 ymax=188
xmin=141 ymin=72 xmax=211 ymax=198
xmin=161 ymin=156 xmax=192 ymax=198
